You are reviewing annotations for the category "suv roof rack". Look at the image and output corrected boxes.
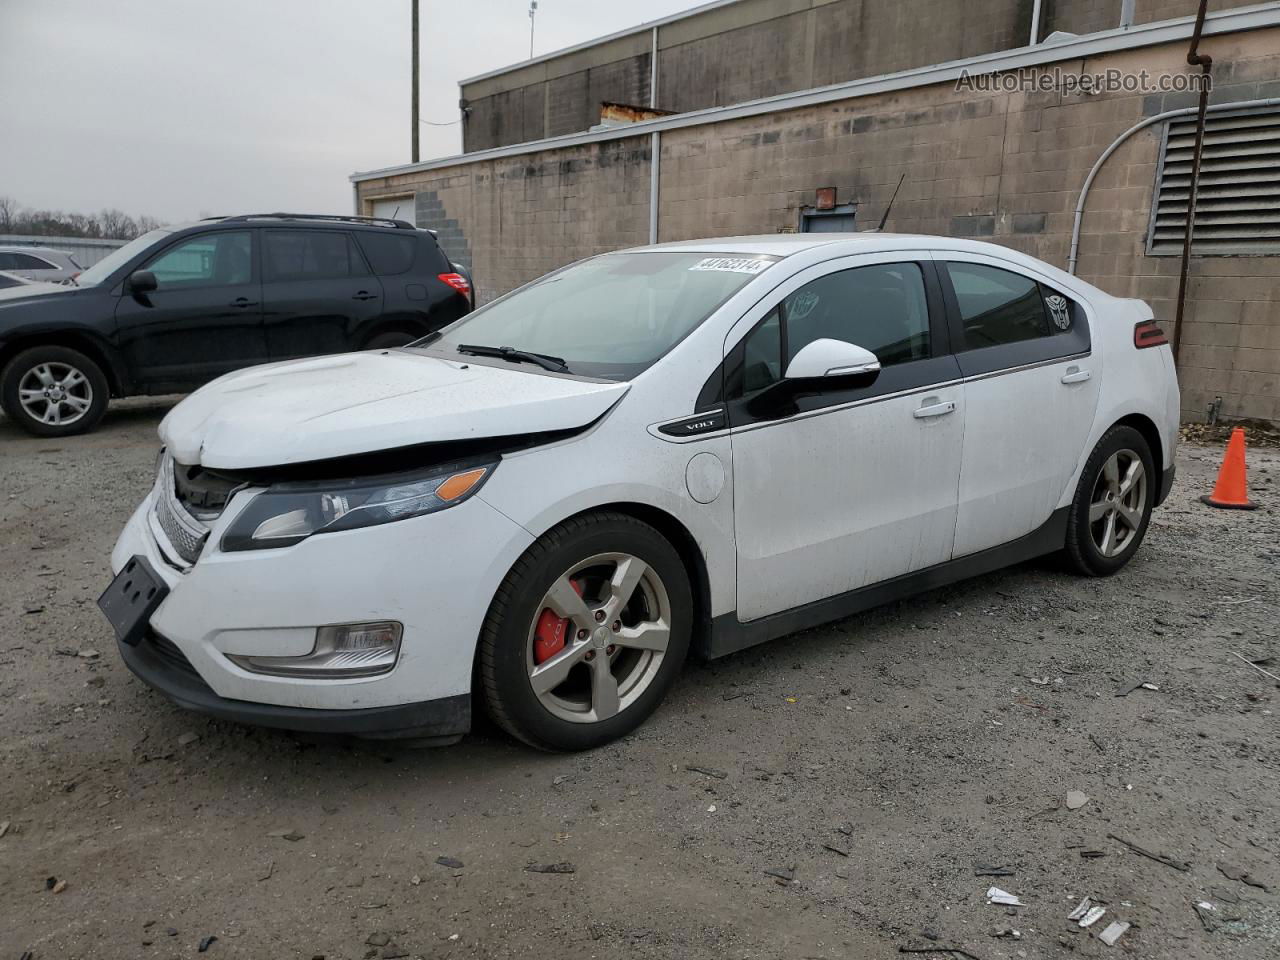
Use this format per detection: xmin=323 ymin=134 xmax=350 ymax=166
xmin=205 ymin=213 xmax=418 ymax=230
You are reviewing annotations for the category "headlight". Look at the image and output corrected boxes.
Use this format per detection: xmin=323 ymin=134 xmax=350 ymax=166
xmin=220 ymin=460 xmax=495 ymax=552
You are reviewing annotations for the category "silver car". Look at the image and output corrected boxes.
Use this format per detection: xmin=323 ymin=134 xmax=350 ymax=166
xmin=0 ymin=246 xmax=82 ymax=283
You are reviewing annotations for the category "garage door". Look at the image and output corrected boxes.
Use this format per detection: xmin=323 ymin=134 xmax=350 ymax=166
xmin=371 ymin=197 xmax=412 ymax=222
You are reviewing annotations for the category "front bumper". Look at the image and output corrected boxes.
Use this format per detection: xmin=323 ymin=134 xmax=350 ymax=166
xmin=119 ymin=630 xmax=470 ymax=740
xmin=108 ymin=483 xmax=534 ymax=731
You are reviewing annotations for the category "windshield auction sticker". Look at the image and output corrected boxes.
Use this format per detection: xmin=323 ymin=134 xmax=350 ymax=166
xmin=688 ymin=257 xmax=772 ymax=275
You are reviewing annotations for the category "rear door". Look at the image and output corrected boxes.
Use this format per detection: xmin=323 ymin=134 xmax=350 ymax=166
xmin=260 ymin=228 xmax=385 ymax=359
xmin=725 ymin=254 xmax=965 ymax=621
xmin=113 ymin=230 xmax=266 ymax=387
xmin=940 ymin=256 xmax=1100 ymax=557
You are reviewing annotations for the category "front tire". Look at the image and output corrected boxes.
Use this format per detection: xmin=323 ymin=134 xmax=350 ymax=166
xmin=1063 ymin=425 xmax=1155 ymax=576
xmin=1 ymin=345 xmax=109 ymax=437
xmin=478 ymin=512 xmax=693 ymax=751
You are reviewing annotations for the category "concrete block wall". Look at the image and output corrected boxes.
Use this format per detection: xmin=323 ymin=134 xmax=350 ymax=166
xmin=364 ymin=28 xmax=1280 ymax=424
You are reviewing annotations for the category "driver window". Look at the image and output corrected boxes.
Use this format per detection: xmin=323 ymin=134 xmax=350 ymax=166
xmin=145 ymin=232 xmax=254 ymax=289
xmin=733 ymin=262 xmax=930 ymax=398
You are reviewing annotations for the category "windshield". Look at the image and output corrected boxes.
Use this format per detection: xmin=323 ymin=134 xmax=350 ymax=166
xmin=430 ymin=251 xmax=778 ymax=379
xmin=75 ymin=228 xmax=172 ymax=286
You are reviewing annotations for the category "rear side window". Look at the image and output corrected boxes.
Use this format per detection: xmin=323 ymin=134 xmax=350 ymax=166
xmin=355 ymin=232 xmax=418 ymax=275
xmin=0 ymin=252 xmax=56 ymax=270
xmin=946 ymin=263 xmax=1049 ymax=348
xmin=264 ymin=230 xmax=367 ymax=281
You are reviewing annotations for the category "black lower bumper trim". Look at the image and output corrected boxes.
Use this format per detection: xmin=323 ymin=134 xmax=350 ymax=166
xmin=119 ymin=632 xmax=470 ymax=741
xmin=1156 ymin=462 xmax=1177 ymax=507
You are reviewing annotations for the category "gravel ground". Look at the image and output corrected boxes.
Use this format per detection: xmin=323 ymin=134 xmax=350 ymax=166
xmin=2 ymin=398 xmax=1277 ymax=960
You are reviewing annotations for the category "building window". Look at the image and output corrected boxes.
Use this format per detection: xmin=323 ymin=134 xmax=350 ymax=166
xmin=1148 ymin=106 xmax=1280 ymax=256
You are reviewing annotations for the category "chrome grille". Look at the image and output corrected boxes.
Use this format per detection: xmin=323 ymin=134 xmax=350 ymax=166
xmin=152 ymin=456 xmax=209 ymax=565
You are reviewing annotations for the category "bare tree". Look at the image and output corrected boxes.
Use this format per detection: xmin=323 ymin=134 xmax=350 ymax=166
xmin=0 ymin=195 xmax=16 ymax=233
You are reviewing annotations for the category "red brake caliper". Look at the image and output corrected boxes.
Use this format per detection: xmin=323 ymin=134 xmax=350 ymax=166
xmin=534 ymin=579 xmax=583 ymax=664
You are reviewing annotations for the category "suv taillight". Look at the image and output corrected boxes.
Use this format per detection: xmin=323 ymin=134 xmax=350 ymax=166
xmin=438 ymin=273 xmax=471 ymax=296
xmin=1134 ymin=319 xmax=1168 ymax=349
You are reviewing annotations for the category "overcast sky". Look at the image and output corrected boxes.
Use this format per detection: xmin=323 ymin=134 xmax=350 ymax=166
xmin=0 ymin=0 xmax=703 ymax=223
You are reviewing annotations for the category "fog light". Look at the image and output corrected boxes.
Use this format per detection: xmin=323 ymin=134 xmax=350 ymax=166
xmin=228 ymin=621 xmax=402 ymax=678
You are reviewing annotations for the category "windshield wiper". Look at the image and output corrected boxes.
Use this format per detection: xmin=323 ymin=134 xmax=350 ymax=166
xmin=456 ymin=344 xmax=569 ymax=373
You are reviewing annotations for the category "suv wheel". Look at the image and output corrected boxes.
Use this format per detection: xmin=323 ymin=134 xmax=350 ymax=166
xmin=1 ymin=346 xmax=109 ymax=437
xmin=1063 ymin=425 xmax=1155 ymax=576
xmin=478 ymin=512 xmax=693 ymax=751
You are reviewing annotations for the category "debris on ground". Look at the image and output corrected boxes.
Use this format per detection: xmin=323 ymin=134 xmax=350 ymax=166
xmin=435 ymin=856 xmax=464 ymax=869
xmin=822 ymin=843 xmax=850 ymax=856
xmin=898 ymin=946 xmax=984 ymax=960
xmin=1098 ymin=920 xmax=1130 ymax=946
xmin=1218 ymin=862 xmax=1269 ymax=891
xmin=525 ymin=862 xmax=574 ymax=874
xmin=268 ymin=829 xmax=305 ymax=842
xmin=684 ymin=764 xmax=728 ymax=779
xmin=1079 ymin=906 xmax=1107 ymax=928
xmin=1066 ymin=790 xmax=1089 ymax=810
xmin=50 ymin=879 xmax=67 ymax=894
xmin=764 ymin=866 xmax=795 ymax=884
xmin=197 ymin=935 xmax=217 ymax=952
xmin=258 ymin=861 xmax=273 ymax=882
xmin=973 ymin=864 xmax=1014 ymax=877
xmin=985 ymin=887 xmax=1023 ymax=906
xmin=1106 ymin=833 xmax=1190 ymax=871
xmin=1115 ymin=679 xmax=1159 ymax=696
xmin=365 ymin=932 xmax=390 ymax=946
xmin=0 ymin=820 xmax=9 ymax=838
xmin=1068 ymin=898 xmax=1093 ymax=921
xmin=177 ymin=732 xmax=200 ymax=747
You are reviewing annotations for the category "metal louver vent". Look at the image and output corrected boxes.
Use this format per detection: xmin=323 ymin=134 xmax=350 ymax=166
xmin=1147 ymin=107 xmax=1280 ymax=256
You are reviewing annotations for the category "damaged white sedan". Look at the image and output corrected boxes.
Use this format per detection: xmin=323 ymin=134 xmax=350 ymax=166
xmin=100 ymin=234 xmax=1179 ymax=750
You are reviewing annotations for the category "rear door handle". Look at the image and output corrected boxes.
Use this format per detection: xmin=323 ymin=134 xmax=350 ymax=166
xmin=1061 ymin=366 xmax=1092 ymax=385
xmin=229 ymin=297 xmax=259 ymax=308
xmin=913 ymin=397 xmax=956 ymax=419
xmin=352 ymin=291 xmax=379 ymax=301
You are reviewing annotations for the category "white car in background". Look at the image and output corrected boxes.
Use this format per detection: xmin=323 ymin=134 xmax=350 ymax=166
xmin=0 ymin=246 xmax=82 ymax=283
xmin=101 ymin=234 xmax=1179 ymax=750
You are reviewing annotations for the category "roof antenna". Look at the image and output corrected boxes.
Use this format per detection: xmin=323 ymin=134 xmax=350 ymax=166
xmin=874 ymin=174 xmax=906 ymax=232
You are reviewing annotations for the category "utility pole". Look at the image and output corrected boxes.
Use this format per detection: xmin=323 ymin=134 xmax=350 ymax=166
xmin=411 ymin=0 xmax=420 ymax=163
xmin=529 ymin=1 xmax=538 ymax=59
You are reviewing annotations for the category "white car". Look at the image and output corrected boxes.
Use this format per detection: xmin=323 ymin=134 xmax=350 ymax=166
xmin=101 ymin=234 xmax=1179 ymax=750
xmin=0 ymin=246 xmax=82 ymax=283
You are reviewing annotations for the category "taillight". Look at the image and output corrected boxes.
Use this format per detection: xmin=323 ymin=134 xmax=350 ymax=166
xmin=1134 ymin=319 xmax=1168 ymax=349
xmin=438 ymin=272 xmax=470 ymax=296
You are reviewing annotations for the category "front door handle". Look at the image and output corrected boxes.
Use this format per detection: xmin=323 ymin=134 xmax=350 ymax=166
xmin=913 ymin=397 xmax=956 ymax=419
xmin=229 ymin=297 xmax=259 ymax=309
xmin=352 ymin=291 xmax=379 ymax=301
xmin=1061 ymin=366 xmax=1092 ymax=385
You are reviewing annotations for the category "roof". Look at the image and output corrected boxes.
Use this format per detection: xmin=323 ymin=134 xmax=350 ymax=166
xmin=353 ymin=3 xmax=1280 ymax=184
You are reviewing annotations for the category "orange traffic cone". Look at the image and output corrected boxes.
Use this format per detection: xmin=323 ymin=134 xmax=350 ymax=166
xmin=1201 ymin=427 xmax=1258 ymax=510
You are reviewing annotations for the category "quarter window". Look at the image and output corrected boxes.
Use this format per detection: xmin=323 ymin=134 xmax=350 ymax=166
xmin=145 ymin=232 xmax=253 ymax=288
xmin=946 ymin=263 xmax=1050 ymax=348
xmin=0 ymin=252 xmax=55 ymax=270
xmin=264 ymin=230 xmax=367 ymax=281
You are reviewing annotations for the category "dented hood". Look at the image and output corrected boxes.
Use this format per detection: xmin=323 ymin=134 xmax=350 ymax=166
xmin=159 ymin=350 xmax=629 ymax=469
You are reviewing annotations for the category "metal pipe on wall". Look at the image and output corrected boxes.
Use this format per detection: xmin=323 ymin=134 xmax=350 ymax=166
xmin=1171 ymin=0 xmax=1214 ymax=365
xmin=650 ymin=26 xmax=659 ymax=108
xmin=649 ymin=131 xmax=661 ymax=244
xmin=1029 ymin=0 xmax=1043 ymax=44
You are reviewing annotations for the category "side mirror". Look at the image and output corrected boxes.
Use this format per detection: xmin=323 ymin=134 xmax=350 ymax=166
xmin=784 ymin=338 xmax=881 ymax=381
xmin=126 ymin=270 xmax=158 ymax=295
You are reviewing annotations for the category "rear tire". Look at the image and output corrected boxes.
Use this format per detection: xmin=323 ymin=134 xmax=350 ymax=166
xmin=1063 ymin=425 xmax=1155 ymax=576
xmin=1 ymin=345 xmax=109 ymax=437
xmin=478 ymin=512 xmax=693 ymax=751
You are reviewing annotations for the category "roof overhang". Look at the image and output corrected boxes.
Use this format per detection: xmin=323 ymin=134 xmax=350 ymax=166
xmin=352 ymin=2 xmax=1280 ymax=184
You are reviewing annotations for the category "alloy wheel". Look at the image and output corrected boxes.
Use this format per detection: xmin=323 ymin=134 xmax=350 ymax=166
xmin=1089 ymin=448 xmax=1147 ymax=558
xmin=525 ymin=552 xmax=671 ymax=724
xmin=17 ymin=361 xmax=94 ymax=427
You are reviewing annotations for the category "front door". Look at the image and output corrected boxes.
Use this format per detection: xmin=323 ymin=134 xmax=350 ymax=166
xmin=260 ymin=229 xmax=385 ymax=360
xmin=114 ymin=230 xmax=265 ymax=388
xmin=726 ymin=255 xmax=965 ymax=622
xmin=939 ymin=256 xmax=1101 ymax=557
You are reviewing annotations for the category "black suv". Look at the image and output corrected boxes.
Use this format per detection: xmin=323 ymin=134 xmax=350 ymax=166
xmin=0 ymin=213 xmax=473 ymax=436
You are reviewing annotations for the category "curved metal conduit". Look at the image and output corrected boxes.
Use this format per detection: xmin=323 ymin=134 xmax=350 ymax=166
xmin=1067 ymin=96 xmax=1280 ymax=275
